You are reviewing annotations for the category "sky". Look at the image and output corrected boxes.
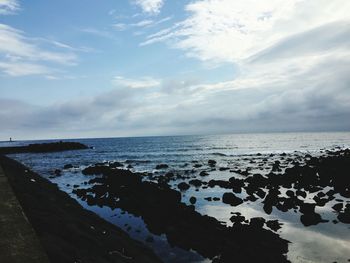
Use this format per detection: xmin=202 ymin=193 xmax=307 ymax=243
xmin=0 ymin=0 xmax=349 ymax=140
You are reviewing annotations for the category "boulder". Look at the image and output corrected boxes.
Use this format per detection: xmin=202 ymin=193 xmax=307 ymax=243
xmin=155 ymin=164 xmax=169 ymax=169
xmin=208 ymin=160 xmax=217 ymax=166
xmin=200 ymin=171 xmax=209 ymax=176
xmin=266 ymin=220 xmax=282 ymax=231
xmin=189 ymin=179 xmax=203 ymax=187
xmin=189 ymin=196 xmax=197 ymax=204
xmin=300 ymin=213 xmax=328 ymax=226
xmin=249 ymin=217 xmax=265 ymax=228
xmin=222 ymin=193 xmax=243 ymax=206
xmin=178 ymin=182 xmax=190 ymax=191
xmin=63 ymin=164 xmax=74 ymax=169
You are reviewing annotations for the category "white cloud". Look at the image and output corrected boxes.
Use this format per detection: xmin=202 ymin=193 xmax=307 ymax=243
xmin=113 ymin=16 xmax=172 ymax=32
xmin=0 ymin=0 xmax=19 ymax=15
xmin=143 ymin=0 xmax=350 ymax=63
xmin=134 ymin=0 xmax=350 ymax=134
xmin=133 ymin=0 xmax=164 ymax=15
xmin=47 ymin=39 xmax=95 ymax=53
xmin=0 ymin=61 xmax=50 ymax=76
xmin=113 ymin=23 xmax=127 ymax=31
xmin=1 ymin=0 xmax=350 ymax=138
xmin=113 ymin=75 xmax=161 ymax=89
xmin=2 ymin=46 xmax=350 ymax=139
xmin=0 ymin=24 xmax=77 ymax=64
xmin=132 ymin=19 xmax=154 ymax=27
xmin=0 ymin=23 xmax=78 ymax=76
xmin=80 ymin=27 xmax=116 ymax=39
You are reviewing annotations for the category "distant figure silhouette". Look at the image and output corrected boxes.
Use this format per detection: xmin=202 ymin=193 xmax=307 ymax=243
xmin=9 ymin=137 xmax=12 ymax=142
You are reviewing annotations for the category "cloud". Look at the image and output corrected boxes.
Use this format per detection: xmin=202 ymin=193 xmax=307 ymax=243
xmin=248 ymin=21 xmax=350 ymax=62
xmin=1 ymin=49 xmax=350 ymax=139
xmin=0 ymin=61 xmax=51 ymax=76
xmin=113 ymin=75 xmax=161 ymax=89
xmin=133 ymin=0 xmax=164 ymax=15
xmin=0 ymin=0 xmax=19 ymax=15
xmin=132 ymin=19 xmax=154 ymax=27
xmin=113 ymin=16 xmax=172 ymax=32
xmin=0 ymin=23 xmax=78 ymax=76
xmin=79 ymin=27 xmax=117 ymax=39
xmin=1 ymin=0 xmax=349 ymax=139
xmin=143 ymin=0 xmax=350 ymax=63
xmin=131 ymin=0 xmax=350 ymax=135
xmin=46 ymin=39 xmax=95 ymax=53
xmin=113 ymin=23 xmax=128 ymax=31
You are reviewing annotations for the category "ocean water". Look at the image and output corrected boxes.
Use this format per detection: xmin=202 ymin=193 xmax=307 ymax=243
xmin=3 ymin=132 xmax=350 ymax=263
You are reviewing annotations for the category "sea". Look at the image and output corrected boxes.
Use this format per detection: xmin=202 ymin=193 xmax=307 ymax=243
xmin=2 ymin=132 xmax=350 ymax=263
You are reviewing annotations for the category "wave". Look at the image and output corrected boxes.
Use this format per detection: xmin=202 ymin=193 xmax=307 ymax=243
xmin=211 ymin=152 xmax=228 ymax=156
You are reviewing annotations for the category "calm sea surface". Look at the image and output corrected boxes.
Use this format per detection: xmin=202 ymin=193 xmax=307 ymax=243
xmin=2 ymin=132 xmax=350 ymax=263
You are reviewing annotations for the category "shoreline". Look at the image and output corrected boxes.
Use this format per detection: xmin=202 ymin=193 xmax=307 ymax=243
xmin=0 ymin=155 xmax=162 ymax=263
xmin=70 ymin=148 xmax=350 ymax=262
xmin=1 ymin=140 xmax=350 ymax=263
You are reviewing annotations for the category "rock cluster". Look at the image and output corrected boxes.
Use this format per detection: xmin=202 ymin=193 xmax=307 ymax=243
xmin=73 ymin=164 xmax=289 ymax=263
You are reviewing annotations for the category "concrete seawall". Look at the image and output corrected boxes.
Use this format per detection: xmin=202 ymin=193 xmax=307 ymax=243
xmin=0 ymin=165 xmax=50 ymax=263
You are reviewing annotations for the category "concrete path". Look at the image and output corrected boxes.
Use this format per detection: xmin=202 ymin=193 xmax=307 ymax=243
xmin=0 ymin=165 xmax=50 ymax=263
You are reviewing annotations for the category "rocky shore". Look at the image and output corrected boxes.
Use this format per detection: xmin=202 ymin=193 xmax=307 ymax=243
xmin=70 ymin=148 xmax=350 ymax=262
xmin=2 ymin=140 xmax=349 ymax=263
xmin=0 ymin=155 xmax=162 ymax=263
xmin=74 ymin=164 xmax=290 ymax=262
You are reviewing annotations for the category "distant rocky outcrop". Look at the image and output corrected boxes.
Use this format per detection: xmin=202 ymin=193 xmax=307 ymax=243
xmin=0 ymin=141 xmax=89 ymax=154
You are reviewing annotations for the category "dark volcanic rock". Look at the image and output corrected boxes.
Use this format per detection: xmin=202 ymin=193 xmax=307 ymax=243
xmin=256 ymin=188 xmax=266 ymax=199
xmin=0 ymin=155 xmax=161 ymax=263
xmin=266 ymin=220 xmax=283 ymax=231
xmin=189 ymin=196 xmax=197 ymax=204
xmin=222 ymin=193 xmax=243 ymax=206
xmin=208 ymin=180 xmax=231 ymax=189
xmin=228 ymin=177 xmax=244 ymax=193
xmin=296 ymin=190 xmax=307 ymax=199
xmin=208 ymin=160 xmax=217 ymax=167
xmin=300 ymin=213 xmax=328 ymax=226
xmin=299 ymin=203 xmax=315 ymax=214
xmin=155 ymin=164 xmax=169 ymax=169
xmin=83 ymin=165 xmax=109 ymax=175
xmin=54 ymin=169 xmax=62 ymax=176
xmin=109 ymin=161 xmax=124 ymax=168
xmin=332 ymin=203 xmax=343 ymax=212
xmin=338 ymin=212 xmax=350 ymax=223
xmin=249 ymin=217 xmax=265 ymax=228
xmin=245 ymin=195 xmax=258 ymax=202
xmin=199 ymin=171 xmax=209 ymax=176
xmin=230 ymin=214 xmax=245 ymax=224
xmin=286 ymin=190 xmax=294 ymax=198
xmin=189 ymin=179 xmax=203 ymax=187
xmin=337 ymin=205 xmax=350 ymax=223
xmin=63 ymin=164 xmax=74 ymax=169
xmin=272 ymin=161 xmax=281 ymax=172
xmin=73 ymin=163 xmax=290 ymax=263
xmin=178 ymin=182 xmax=190 ymax=191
